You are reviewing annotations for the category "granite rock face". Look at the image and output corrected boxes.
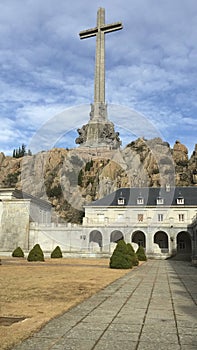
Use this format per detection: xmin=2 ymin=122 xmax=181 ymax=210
xmin=0 ymin=139 xmax=196 ymax=223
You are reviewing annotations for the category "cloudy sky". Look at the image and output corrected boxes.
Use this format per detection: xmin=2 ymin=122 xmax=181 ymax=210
xmin=0 ymin=0 xmax=196 ymax=156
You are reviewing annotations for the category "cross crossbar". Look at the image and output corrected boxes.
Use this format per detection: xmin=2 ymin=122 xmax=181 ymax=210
xmin=79 ymin=27 xmax=98 ymax=39
xmin=79 ymin=22 xmax=122 ymax=39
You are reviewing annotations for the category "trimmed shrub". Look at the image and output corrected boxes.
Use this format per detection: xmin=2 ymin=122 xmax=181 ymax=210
xmin=51 ymin=246 xmax=63 ymax=259
xmin=27 ymin=244 xmax=44 ymax=262
xmin=110 ymin=240 xmax=132 ymax=269
xmin=127 ymin=243 xmax=139 ymax=266
xmin=12 ymin=246 xmax=24 ymax=258
xmin=136 ymin=246 xmax=147 ymax=261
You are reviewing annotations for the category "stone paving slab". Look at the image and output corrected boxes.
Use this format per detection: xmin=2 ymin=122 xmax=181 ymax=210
xmin=13 ymin=260 xmax=197 ymax=350
xmin=93 ymin=339 xmax=137 ymax=350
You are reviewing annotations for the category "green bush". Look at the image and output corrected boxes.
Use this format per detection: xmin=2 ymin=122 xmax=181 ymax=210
xmin=51 ymin=246 xmax=63 ymax=258
xmin=78 ymin=169 xmax=83 ymax=186
xmin=12 ymin=247 xmax=24 ymax=258
xmin=127 ymin=243 xmax=139 ymax=266
xmin=85 ymin=159 xmax=93 ymax=171
xmin=46 ymin=184 xmax=62 ymax=198
xmin=136 ymin=246 xmax=147 ymax=261
xmin=110 ymin=240 xmax=132 ymax=269
xmin=27 ymin=244 xmax=44 ymax=262
xmin=3 ymin=171 xmax=21 ymax=187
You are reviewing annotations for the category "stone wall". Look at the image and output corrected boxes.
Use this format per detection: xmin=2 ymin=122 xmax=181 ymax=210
xmin=188 ymin=215 xmax=197 ymax=266
xmin=0 ymin=200 xmax=30 ymax=251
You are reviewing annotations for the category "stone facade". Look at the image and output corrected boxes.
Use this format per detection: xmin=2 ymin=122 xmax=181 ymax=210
xmin=0 ymin=188 xmax=51 ymax=251
xmin=188 ymin=215 xmax=197 ymax=266
xmin=82 ymin=186 xmax=197 ymax=259
xmin=1 ymin=186 xmax=196 ymax=262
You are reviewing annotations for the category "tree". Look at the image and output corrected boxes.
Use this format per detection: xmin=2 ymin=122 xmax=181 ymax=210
xmin=110 ymin=240 xmax=132 ymax=269
xmin=3 ymin=171 xmax=21 ymax=187
xmin=27 ymin=244 xmax=45 ymax=262
xmin=136 ymin=246 xmax=147 ymax=261
xmin=127 ymin=243 xmax=139 ymax=266
xmin=51 ymin=246 xmax=63 ymax=258
xmin=78 ymin=169 xmax=83 ymax=186
xmin=12 ymin=144 xmax=32 ymax=158
xmin=12 ymin=247 xmax=24 ymax=258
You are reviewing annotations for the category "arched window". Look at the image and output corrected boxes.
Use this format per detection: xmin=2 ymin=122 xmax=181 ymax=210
xmin=132 ymin=231 xmax=146 ymax=248
xmin=110 ymin=230 xmax=124 ymax=243
xmin=89 ymin=230 xmax=102 ymax=247
xmin=154 ymin=231 xmax=168 ymax=252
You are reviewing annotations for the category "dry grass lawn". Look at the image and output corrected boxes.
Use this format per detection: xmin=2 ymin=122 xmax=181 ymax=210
xmin=0 ymin=257 xmax=131 ymax=350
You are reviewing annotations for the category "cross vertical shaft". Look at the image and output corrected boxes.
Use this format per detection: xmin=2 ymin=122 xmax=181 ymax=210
xmin=79 ymin=8 xmax=122 ymax=115
xmin=95 ymin=8 xmax=105 ymax=103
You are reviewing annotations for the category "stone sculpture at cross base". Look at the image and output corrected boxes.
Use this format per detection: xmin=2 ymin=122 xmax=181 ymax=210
xmin=75 ymin=8 xmax=123 ymax=150
xmin=75 ymin=103 xmax=121 ymax=149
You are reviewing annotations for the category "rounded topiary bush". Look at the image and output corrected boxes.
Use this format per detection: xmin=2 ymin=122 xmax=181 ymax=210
xmin=27 ymin=244 xmax=44 ymax=262
xmin=12 ymin=246 xmax=24 ymax=258
xmin=127 ymin=243 xmax=139 ymax=266
xmin=110 ymin=240 xmax=132 ymax=269
xmin=136 ymin=245 xmax=147 ymax=261
xmin=51 ymin=246 xmax=63 ymax=259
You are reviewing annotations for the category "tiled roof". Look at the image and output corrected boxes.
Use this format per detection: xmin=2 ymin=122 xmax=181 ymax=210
xmin=87 ymin=187 xmax=197 ymax=207
xmin=13 ymin=189 xmax=51 ymax=208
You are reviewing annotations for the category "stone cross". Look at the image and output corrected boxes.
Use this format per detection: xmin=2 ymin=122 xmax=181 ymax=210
xmin=79 ymin=8 xmax=122 ymax=106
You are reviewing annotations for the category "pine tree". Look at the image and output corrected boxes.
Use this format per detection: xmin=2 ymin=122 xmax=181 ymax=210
xmin=21 ymin=144 xmax=26 ymax=156
xmin=136 ymin=246 xmax=147 ymax=261
xmin=127 ymin=243 xmax=139 ymax=266
xmin=27 ymin=244 xmax=45 ymax=262
xmin=51 ymin=246 xmax=63 ymax=258
xmin=110 ymin=240 xmax=132 ymax=269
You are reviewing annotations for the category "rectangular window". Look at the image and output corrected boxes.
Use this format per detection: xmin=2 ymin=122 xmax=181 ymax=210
xmin=158 ymin=214 xmax=163 ymax=222
xmin=138 ymin=214 xmax=143 ymax=222
xmin=97 ymin=214 xmax=104 ymax=222
xmin=177 ymin=198 xmax=184 ymax=205
xmin=137 ymin=198 xmax=144 ymax=205
xmin=157 ymin=198 xmax=164 ymax=205
xmin=179 ymin=240 xmax=185 ymax=250
xmin=178 ymin=214 xmax=184 ymax=222
xmin=104 ymin=217 xmax=109 ymax=224
xmin=118 ymin=197 xmax=125 ymax=205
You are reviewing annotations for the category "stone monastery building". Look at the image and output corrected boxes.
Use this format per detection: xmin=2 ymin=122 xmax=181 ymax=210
xmin=0 ymin=186 xmax=197 ymax=265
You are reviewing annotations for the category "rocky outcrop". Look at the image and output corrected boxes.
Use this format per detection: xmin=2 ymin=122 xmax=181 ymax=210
xmin=0 ymin=139 xmax=196 ymax=223
xmin=189 ymin=144 xmax=197 ymax=185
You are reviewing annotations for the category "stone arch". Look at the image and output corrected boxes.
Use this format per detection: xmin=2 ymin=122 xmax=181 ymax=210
xmin=110 ymin=230 xmax=124 ymax=243
xmin=176 ymin=231 xmax=192 ymax=259
xmin=89 ymin=230 xmax=102 ymax=247
xmin=132 ymin=231 xmax=146 ymax=248
xmin=154 ymin=231 xmax=169 ymax=252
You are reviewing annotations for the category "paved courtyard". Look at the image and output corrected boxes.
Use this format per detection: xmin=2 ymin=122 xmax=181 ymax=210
xmin=13 ymin=260 xmax=197 ymax=350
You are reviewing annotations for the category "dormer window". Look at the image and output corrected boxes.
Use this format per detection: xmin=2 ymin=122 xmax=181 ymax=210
xmin=157 ymin=196 xmax=164 ymax=205
xmin=177 ymin=194 xmax=184 ymax=205
xmin=117 ymin=197 xmax=125 ymax=205
xmin=137 ymin=195 xmax=144 ymax=205
xmin=117 ymin=191 xmax=125 ymax=205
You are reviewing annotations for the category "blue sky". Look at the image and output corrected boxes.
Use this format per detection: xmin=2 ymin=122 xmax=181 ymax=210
xmin=0 ymin=0 xmax=196 ymax=156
